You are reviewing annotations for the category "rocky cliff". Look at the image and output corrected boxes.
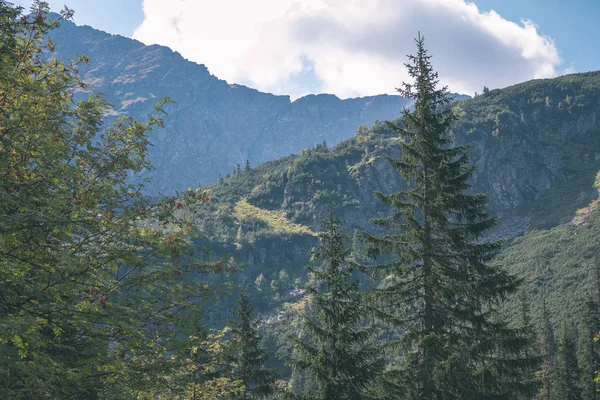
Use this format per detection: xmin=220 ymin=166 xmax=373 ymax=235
xmin=49 ymin=18 xmax=424 ymax=194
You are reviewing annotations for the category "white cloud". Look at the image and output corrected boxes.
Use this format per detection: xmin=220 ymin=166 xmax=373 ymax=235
xmin=133 ymin=0 xmax=561 ymax=99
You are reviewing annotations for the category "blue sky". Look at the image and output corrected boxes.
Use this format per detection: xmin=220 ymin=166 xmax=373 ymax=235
xmin=11 ymin=0 xmax=599 ymax=98
xmin=473 ymin=0 xmax=598 ymax=75
xmin=13 ymin=0 xmax=144 ymax=37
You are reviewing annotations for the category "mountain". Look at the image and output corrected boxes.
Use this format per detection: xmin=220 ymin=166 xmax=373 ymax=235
xmin=198 ymin=70 xmax=600 ymax=238
xmin=47 ymin=17 xmax=600 ymax=328
xmin=47 ymin=18 xmax=432 ymax=194
xmin=190 ymin=71 xmax=600 ymax=325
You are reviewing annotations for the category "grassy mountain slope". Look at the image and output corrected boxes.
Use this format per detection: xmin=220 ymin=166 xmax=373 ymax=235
xmin=497 ymin=194 xmax=600 ymax=327
xmin=194 ymin=72 xmax=600 ymax=327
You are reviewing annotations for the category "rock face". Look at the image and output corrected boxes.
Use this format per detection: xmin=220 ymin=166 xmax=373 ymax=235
xmin=49 ymin=19 xmax=425 ymax=194
xmin=449 ymin=75 xmax=600 ymax=232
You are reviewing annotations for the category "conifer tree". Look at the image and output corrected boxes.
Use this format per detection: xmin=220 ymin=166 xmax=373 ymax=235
xmin=519 ymin=291 xmax=532 ymax=334
xmin=537 ymin=300 xmax=556 ymax=400
xmin=245 ymin=160 xmax=251 ymax=172
xmin=517 ymin=291 xmax=540 ymax=398
xmin=290 ymin=208 xmax=383 ymax=399
xmin=577 ymin=298 xmax=599 ymax=399
xmin=551 ymin=325 xmax=581 ymax=400
xmin=225 ymin=292 xmax=274 ymax=399
xmin=359 ymin=33 xmax=536 ymax=399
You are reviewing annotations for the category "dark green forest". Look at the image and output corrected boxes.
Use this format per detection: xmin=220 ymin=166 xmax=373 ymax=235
xmin=3 ymin=2 xmax=600 ymax=399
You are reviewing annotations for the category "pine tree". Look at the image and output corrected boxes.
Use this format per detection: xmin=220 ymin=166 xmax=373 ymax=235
xmin=551 ymin=325 xmax=581 ymax=400
xmin=537 ymin=299 xmax=556 ymax=400
xmin=359 ymin=33 xmax=536 ymax=399
xmin=245 ymin=160 xmax=251 ymax=172
xmin=225 ymin=292 xmax=274 ymax=399
xmin=578 ymin=297 xmax=599 ymax=399
xmin=519 ymin=291 xmax=532 ymax=336
xmin=290 ymin=208 xmax=383 ymax=399
xmin=517 ymin=291 xmax=541 ymax=398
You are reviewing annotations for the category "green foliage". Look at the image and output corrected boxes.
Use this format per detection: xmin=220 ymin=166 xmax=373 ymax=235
xmin=0 ymin=3 xmax=230 ymax=398
xmin=155 ymin=329 xmax=245 ymax=400
xmin=9 ymin=2 xmax=600 ymax=399
xmin=287 ymin=208 xmax=384 ymax=399
xmin=234 ymin=199 xmax=316 ymax=238
xmin=497 ymin=207 xmax=600 ymax=326
xmin=455 ymin=71 xmax=600 ymax=137
xmin=517 ymin=291 xmax=540 ymax=399
xmin=551 ymin=326 xmax=581 ymax=400
xmin=224 ymin=293 xmax=276 ymax=399
xmin=537 ymin=300 xmax=555 ymax=400
xmin=577 ymin=298 xmax=600 ymax=399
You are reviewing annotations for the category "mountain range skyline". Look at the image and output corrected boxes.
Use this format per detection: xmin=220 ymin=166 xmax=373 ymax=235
xmin=48 ymin=16 xmax=433 ymax=193
xmin=14 ymin=0 xmax=600 ymax=100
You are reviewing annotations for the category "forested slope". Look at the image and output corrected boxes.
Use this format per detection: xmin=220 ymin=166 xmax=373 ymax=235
xmin=195 ymin=72 xmax=600 ymax=320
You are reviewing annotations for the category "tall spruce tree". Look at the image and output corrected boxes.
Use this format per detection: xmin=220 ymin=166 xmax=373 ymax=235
xmin=290 ymin=208 xmax=383 ymax=399
xmin=551 ymin=325 xmax=581 ymax=400
xmin=359 ymin=34 xmax=536 ymax=399
xmin=225 ymin=292 xmax=274 ymax=399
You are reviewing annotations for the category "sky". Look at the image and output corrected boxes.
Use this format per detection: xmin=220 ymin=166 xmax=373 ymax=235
xmin=11 ymin=0 xmax=600 ymax=100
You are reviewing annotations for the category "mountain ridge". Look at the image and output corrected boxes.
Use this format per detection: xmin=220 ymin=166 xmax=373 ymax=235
xmin=49 ymin=17 xmax=464 ymax=194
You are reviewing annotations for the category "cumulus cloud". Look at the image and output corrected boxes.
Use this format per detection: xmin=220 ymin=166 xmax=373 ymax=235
xmin=133 ymin=0 xmax=561 ymax=99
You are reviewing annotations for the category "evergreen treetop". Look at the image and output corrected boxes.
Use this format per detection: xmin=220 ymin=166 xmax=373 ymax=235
xmin=226 ymin=292 xmax=275 ymax=399
xmin=289 ymin=207 xmax=383 ymax=399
